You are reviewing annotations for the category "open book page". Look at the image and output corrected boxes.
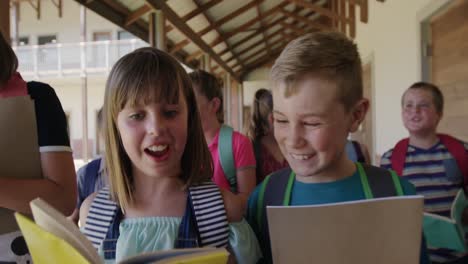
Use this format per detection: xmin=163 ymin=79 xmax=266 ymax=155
xmin=267 ymin=195 xmax=424 ymax=264
xmin=423 ymin=189 xmax=468 ymax=252
xmin=15 ymin=213 xmax=91 ymax=264
xmin=29 ymin=198 xmax=101 ymax=263
xmin=17 ymin=198 xmax=229 ymax=264
xmin=119 ymin=248 xmax=229 ymax=264
xmin=0 ymin=96 xmax=42 ymax=234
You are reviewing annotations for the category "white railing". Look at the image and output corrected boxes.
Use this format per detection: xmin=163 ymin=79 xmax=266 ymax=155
xmin=13 ymin=39 xmax=148 ymax=79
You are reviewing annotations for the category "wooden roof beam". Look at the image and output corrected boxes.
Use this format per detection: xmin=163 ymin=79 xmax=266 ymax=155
xmin=281 ymin=21 xmax=305 ymax=35
xmin=281 ymin=9 xmax=332 ymax=31
xmin=197 ymin=0 xmax=263 ymax=37
xmin=125 ymin=4 xmax=152 ymax=27
xmin=256 ymin=3 xmax=271 ymax=58
xmin=287 ymin=0 xmax=352 ymax=25
xmin=209 ymin=0 xmax=289 ymax=48
xmin=166 ymin=0 xmax=222 ymax=34
xmin=145 ymin=0 xmax=239 ymax=81
xmin=345 ymin=0 xmax=368 ymax=23
xmin=226 ymin=27 xmax=283 ymax=64
xmin=218 ymin=14 xmax=287 ymax=57
xmin=186 ymin=50 xmax=203 ymax=63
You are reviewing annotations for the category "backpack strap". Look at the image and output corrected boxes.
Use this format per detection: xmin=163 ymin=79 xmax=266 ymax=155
xmin=390 ymin=138 xmax=410 ymax=176
xmin=438 ymin=134 xmax=468 ymax=192
xmin=252 ymin=139 xmax=263 ymax=184
xmin=256 ymin=168 xmax=292 ymax=237
xmin=82 ymin=187 xmax=119 ymax=250
xmin=357 ymin=162 xmax=404 ymax=198
xmin=352 ymin=141 xmax=366 ymax=163
xmin=218 ymin=125 xmax=237 ymax=193
xmin=188 ymin=182 xmax=229 ymax=248
xmin=82 ymin=158 xmax=102 ymax=200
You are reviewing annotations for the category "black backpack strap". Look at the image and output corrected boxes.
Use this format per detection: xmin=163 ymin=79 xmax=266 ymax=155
xmin=256 ymin=168 xmax=292 ymax=263
xmin=352 ymin=141 xmax=366 ymax=163
xmin=359 ymin=163 xmax=404 ymax=198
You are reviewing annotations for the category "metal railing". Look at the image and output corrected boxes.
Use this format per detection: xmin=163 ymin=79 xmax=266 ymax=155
xmin=13 ymin=39 xmax=148 ymax=79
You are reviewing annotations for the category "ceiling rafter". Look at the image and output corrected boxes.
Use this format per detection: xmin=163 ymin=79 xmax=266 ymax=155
xmin=145 ymin=0 xmax=239 ymax=81
xmin=287 ymin=0 xmax=352 ymax=25
xmin=218 ymin=14 xmax=287 ymax=58
xmin=210 ymin=0 xmax=289 ymax=48
xmin=281 ymin=9 xmax=331 ymax=31
xmin=125 ymin=4 xmax=152 ymax=27
xmin=170 ymin=0 xmax=245 ymax=68
xmin=256 ymin=3 xmax=271 ymax=58
xmin=166 ymin=0 xmax=223 ymax=34
xmin=197 ymin=0 xmax=263 ymax=37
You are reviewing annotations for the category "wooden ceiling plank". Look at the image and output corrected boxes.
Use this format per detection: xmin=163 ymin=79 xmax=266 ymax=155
xmin=125 ymin=4 xmax=152 ymax=27
xmin=344 ymin=0 xmax=368 ymax=23
xmin=256 ymin=3 xmax=271 ymax=58
xmin=182 ymin=0 xmax=223 ymax=21
xmin=166 ymin=0 xmax=222 ymax=34
xmin=217 ymin=14 xmax=287 ymax=57
xmin=169 ymin=39 xmax=190 ymax=54
xmin=281 ymin=9 xmax=331 ymax=31
xmin=187 ymin=50 xmax=203 ymax=63
xmin=197 ymin=0 xmax=263 ymax=37
xmin=287 ymin=0 xmax=351 ymax=24
xmin=281 ymin=21 xmax=304 ymax=35
xmin=145 ymin=0 xmax=239 ymax=81
xmin=209 ymin=0 xmax=289 ymax=48
xmin=193 ymin=0 xmax=245 ymax=69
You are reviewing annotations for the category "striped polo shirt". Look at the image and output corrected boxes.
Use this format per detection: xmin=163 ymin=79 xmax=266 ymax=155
xmin=381 ymin=140 xmax=468 ymax=262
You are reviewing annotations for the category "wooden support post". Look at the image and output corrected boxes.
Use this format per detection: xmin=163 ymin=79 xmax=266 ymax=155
xmin=0 ymin=0 xmax=10 ymax=42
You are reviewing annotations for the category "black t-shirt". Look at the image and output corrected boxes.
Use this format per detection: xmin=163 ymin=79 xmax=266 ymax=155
xmin=27 ymin=81 xmax=70 ymax=150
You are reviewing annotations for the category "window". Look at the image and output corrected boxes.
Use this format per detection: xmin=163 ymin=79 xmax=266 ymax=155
xmin=38 ymin=35 xmax=57 ymax=45
xmin=19 ymin=36 xmax=29 ymax=46
xmin=117 ymin=30 xmax=135 ymax=40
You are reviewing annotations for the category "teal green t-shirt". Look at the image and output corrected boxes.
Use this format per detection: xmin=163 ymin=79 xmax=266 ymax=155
xmin=246 ymin=168 xmax=430 ymax=264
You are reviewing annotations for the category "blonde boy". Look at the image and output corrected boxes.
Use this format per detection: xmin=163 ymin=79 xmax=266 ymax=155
xmin=246 ymin=31 xmax=430 ymax=264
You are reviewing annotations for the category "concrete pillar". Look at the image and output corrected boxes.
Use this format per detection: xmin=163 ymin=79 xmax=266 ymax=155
xmin=80 ymin=5 xmax=89 ymax=162
xmin=149 ymin=10 xmax=166 ymax=51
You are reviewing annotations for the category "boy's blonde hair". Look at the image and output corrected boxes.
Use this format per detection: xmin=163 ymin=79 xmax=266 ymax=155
xmin=103 ymin=47 xmax=212 ymax=211
xmin=270 ymin=31 xmax=363 ymax=111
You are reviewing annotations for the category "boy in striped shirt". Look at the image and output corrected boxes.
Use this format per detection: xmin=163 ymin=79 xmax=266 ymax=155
xmin=381 ymin=82 xmax=468 ymax=263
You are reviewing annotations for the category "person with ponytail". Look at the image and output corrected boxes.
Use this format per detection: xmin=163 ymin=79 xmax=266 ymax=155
xmin=246 ymin=88 xmax=288 ymax=184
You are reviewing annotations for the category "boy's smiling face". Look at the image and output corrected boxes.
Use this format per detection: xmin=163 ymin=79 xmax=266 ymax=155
xmin=401 ymin=88 xmax=441 ymax=137
xmin=272 ymin=75 xmax=365 ymax=182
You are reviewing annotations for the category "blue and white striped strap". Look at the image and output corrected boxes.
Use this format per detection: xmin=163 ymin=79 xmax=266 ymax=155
xmin=189 ymin=182 xmax=229 ymax=248
xmin=82 ymin=187 xmax=118 ymax=250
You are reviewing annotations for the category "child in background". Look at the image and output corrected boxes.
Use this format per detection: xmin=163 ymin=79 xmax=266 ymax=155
xmin=189 ymin=70 xmax=256 ymax=214
xmin=80 ymin=48 xmax=261 ymax=263
xmin=380 ymin=82 xmax=468 ymax=263
xmin=246 ymin=88 xmax=288 ymax=184
xmin=246 ymin=32 xmax=430 ymax=264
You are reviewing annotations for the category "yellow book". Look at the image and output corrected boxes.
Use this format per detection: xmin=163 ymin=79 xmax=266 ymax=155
xmin=15 ymin=198 xmax=229 ymax=264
